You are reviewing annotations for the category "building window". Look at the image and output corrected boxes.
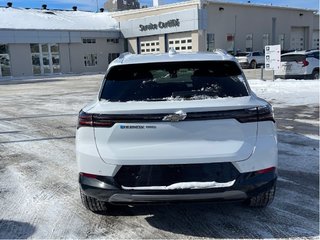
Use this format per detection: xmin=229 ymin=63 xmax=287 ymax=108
xmin=51 ymin=44 xmax=60 ymax=73
xmin=107 ymin=38 xmax=119 ymax=43
xmin=245 ymin=34 xmax=253 ymax=52
xmin=207 ymin=33 xmax=215 ymax=51
xmin=82 ymin=38 xmax=96 ymax=44
xmin=30 ymin=43 xmax=60 ymax=75
xmin=0 ymin=44 xmax=11 ymax=77
xmin=108 ymin=53 xmax=120 ymax=64
xmin=140 ymin=40 xmax=160 ymax=54
xmin=84 ymin=54 xmax=97 ymax=66
xmin=168 ymin=37 xmax=192 ymax=52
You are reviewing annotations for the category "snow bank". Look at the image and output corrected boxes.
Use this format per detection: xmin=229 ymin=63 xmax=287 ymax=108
xmin=248 ymin=79 xmax=319 ymax=107
xmin=0 ymin=7 xmax=118 ymax=30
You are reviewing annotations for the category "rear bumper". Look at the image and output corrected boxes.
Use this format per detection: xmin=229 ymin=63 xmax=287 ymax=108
xmin=239 ymin=62 xmax=250 ymax=69
xmin=79 ymin=169 xmax=277 ymax=204
xmin=274 ymin=74 xmax=313 ymax=79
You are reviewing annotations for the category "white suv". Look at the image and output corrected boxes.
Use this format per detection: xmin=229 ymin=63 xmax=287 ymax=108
xmin=275 ymin=50 xmax=319 ymax=79
xmin=235 ymin=51 xmax=265 ymax=69
xmin=76 ymin=51 xmax=278 ymax=213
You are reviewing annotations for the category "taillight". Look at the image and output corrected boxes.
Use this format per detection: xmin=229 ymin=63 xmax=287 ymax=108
xmin=77 ymin=110 xmax=115 ymax=129
xmin=257 ymin=104 xmax=275 ymax=122
xmin=80 ymin=172 xmax=98 ymax=179
xmin=93 ymin=115 xmax=115 ymax=128
xmin=302 ymin=60 xmax=309 ymax=67
xmin=236 ymin=104 xmax=275 ymax=123
xmin=77 ymin=110 xmax=93 ymax=128
xmin=256 ymin=167 xmax=276 ymax=174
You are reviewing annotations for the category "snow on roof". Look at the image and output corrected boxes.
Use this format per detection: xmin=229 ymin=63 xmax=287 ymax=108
xmin=206 ymin=0 xmax=317 ymax=12
xmin=0 ymin=7 xmax=119 ymax=31
xmin=110 ymin=0 xmax=316 ymax=17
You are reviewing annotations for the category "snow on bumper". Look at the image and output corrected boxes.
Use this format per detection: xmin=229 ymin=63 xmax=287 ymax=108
xmin=121 ymin=180 xmax=236 ymax=190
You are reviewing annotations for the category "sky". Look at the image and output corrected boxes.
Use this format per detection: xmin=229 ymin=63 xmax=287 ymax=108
xmin=0 ymin=0 xmax=318 ymax=12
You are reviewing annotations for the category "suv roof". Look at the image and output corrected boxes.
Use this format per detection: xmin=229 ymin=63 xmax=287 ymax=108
xmin=109 ymin=51 xmax=236 ymax=68
xmin=282 ymin=50 xmax=319 ymax=56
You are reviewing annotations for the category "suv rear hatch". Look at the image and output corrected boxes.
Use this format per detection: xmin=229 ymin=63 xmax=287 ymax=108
xmin=91 ymin=98 xmax=269 ymax=165
xmin=276 ymin=54 xmax=308 ymax=76
xmin=89 ymin=61 xmax=267 ymax=165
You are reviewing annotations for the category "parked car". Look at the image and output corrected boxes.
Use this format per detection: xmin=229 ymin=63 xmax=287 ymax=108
xmin=235 ymin=51 xmax=265 ymax=69
xmin=275 ymin=50 xmax=319 ymax=79
xmin=76 ymin=50 xmax=278 ymax=213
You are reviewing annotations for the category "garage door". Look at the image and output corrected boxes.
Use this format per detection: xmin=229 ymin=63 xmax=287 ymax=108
xmin=140 ymin=40 xmax=160 ymax=54
xmin=312 ymin=30 xmax=319 ymax=50
xmin=168 ymin=37 xmax=193 ymax=52
xmin=290 ymin=27 xmax=305 ymax=50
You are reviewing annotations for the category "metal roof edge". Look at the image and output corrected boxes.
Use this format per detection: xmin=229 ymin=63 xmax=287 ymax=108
xmin=205 ymin=0 xmax=317 ymax=12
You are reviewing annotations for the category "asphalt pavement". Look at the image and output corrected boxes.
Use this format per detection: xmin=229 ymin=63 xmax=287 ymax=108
xmin=0 ymin=74 xmax=318 ymax=238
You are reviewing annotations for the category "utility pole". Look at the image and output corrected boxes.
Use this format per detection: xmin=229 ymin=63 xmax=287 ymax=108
xmin=234 ymin=15 xmax=237 ymax=55
xmin=96 ymin=0 xmax=99 ymax=12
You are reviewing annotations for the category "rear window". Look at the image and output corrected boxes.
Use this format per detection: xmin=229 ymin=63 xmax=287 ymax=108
xmin=307 ymin=51 xmax=320 ymax=60
xmin=235 ymin=52 xmax=249 ymax=57
xmin=100 ymin=61 xmax=248 ymax=102
xmin=281 ymin=54 xmax=306 ymax=62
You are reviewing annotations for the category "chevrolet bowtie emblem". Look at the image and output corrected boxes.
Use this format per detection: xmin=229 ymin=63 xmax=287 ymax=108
xmin=162 ymin=110 xmax=187 ymax=122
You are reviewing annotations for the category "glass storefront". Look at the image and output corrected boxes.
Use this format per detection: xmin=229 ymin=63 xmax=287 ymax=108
xmin=30 ymin=43 xmax=60 ymax=75
xmin=0 ymin=44 xmax=11 ymax=77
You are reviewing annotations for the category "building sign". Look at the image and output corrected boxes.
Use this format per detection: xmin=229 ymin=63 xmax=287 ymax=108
xmin=265 ymin=45 xmax=281 ymax=70
xmin=120 ymin=8 xmax=202 ymax=38
xmin=226 ymin=34 xmax=234 ymax=42
xmin=139 ymin=19 xmax=180 ymax=32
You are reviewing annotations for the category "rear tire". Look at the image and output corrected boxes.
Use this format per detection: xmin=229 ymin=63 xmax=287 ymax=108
xmin=312 ymin=70 xmax=319 ymax=79
xmin=250 ymin=60 xmax=257 ymax=69
xmin=246 ymin=185 xmax=276 ymax=208
xmin=80 ymin=189 xmax=108 ymax=213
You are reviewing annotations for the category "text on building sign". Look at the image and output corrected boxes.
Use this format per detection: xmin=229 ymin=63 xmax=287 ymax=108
xmin=139 ymin=19 xmax=180 ymax=31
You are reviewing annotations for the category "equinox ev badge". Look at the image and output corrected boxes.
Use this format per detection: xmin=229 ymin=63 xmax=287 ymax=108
xmin=162 ymin=110 xmax=187 ymax=122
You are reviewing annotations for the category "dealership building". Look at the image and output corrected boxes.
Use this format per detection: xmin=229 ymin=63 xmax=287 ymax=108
xmin=0 ymin=0 xmax=319 ymax=78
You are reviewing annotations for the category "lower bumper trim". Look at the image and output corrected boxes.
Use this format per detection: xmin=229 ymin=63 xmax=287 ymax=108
xmin=109 ymin=190 xmax=247 ymax=203
xmin=274 ymin=74 xmax=313 ymax=79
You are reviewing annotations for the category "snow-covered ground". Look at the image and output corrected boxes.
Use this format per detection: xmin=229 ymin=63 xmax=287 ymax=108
xmin=249 ymin=79 xmax=319 ymax=107
xmin=0 ymin=75 xmax=318 ymax=238
xmin=249 ymin=78 xmax=319 ymax=175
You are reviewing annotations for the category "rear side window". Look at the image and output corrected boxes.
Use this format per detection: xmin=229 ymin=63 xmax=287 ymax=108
xmin=281 ymin=54 xmax=306 ymax=62
xmin=236 ymin=52 xmax=249 ymax=57
xmin=307 ymin=52 xmax=319 ymax=60
xmin=252 ymin=52 xmax=261 ymax=56
xmin=101 ymin=61 xmax=248 ymax=102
